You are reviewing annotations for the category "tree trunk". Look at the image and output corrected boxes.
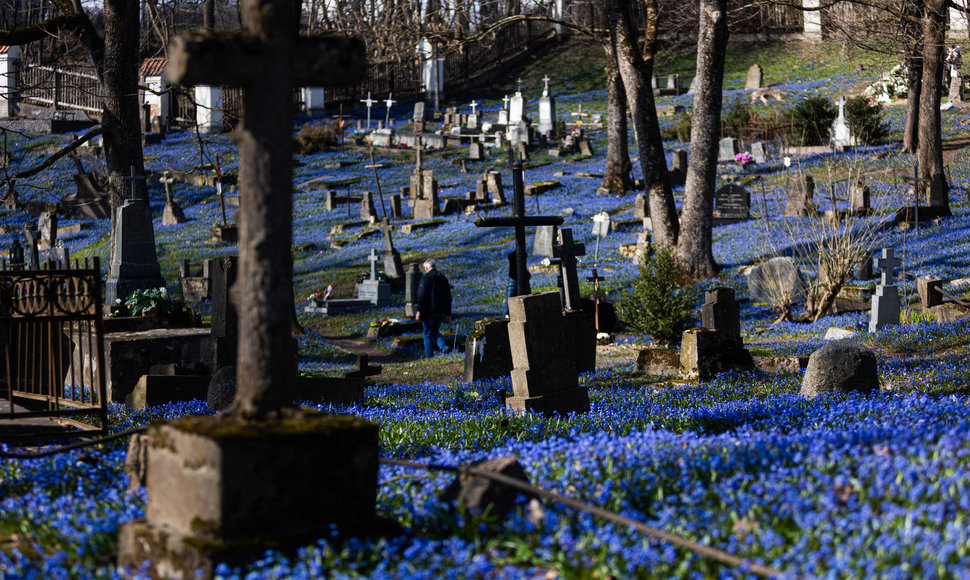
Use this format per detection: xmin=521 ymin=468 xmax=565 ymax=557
xmin=600 ymin=43 xmax=635 ymax=195
xmin=902 ymin=0 xmax=922 ymax=154
xmin=676 ymin=0 xmax=727 ymax=279
xmin=918 ymin=0 xmax=950 ymax=212
xmin=607 ymin=0 xmax=679 ymax=247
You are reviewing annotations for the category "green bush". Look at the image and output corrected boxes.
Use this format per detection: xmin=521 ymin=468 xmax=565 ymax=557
xmin=790 ymin=96 xmax=837 ymax=146
xmin=616 ymin=245 xmax=700 ymax=347
xmin=661 ymin=111 xmax=692 ymax=143
xmin=722 ymin=96 xmax=752 ymax=131
xmin=844 ymin=95 xmax=889 ymax=145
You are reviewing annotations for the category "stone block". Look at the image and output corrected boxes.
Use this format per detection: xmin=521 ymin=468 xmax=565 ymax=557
xmin=464 ymin=317 xmax=513 ymax=383
xmin=104 ymin=328 xmax=210 ymax=403
xmin=128 ymin=374 xmax=211 ymax=410
xmin=680 ymin=327 xmax=754 ymax=381
xmin=917 ymin=275 xmax=944 ymax=309
xmin=635 ymin=348 xmax=681 ymax=376
xmin=562 ymin=310 xmax=596 ymax=374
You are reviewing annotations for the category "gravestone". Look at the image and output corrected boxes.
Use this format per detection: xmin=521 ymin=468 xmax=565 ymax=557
xmin=917 ymin=275 xmax=944 ymax=309
xmin=555 ymin=229 xmax=596 ymax=374
xmin=512 ymin=120 xmax=530 ymax=146
xmin=206 ymin=256 xmax=238 ymax=371
xmin=713 ymin=184 xmax=751 ymax=220
xmin=552 ymin=228 xmax=586 ymax=312
xmin=516 ymin=140 xmax=529 ymax=161
xmin=390 ymin=193 xmax=403 ymax=218
xmin=633 ymin=229 xmax=651 ymax=265
xmin=669 ymin=149 xmax=687 ymax=186
xmin=463 ymin=317 xmax=513 ymax=382
xmin=849 ymin=180 xmax=870 ymax=210
xmin=105 ymin=174 xmax=165 ymax=305
xmin=747 ymin=257 xmax=808 ymax=304
xmin=159 ymin=171 xmax=187 ymax=226
xmin=950 ymin=70 xmax=964 ymax=103
xmin=538 ymin=87 xmax=556 ymax=138
xmin=784 ymin=175 xmax=816 ymax=216
xmin=745 ymin=64 xmax=763 ymax=90
xmin=750 ymin=142 xmax=767 ymax=165
xmin=380 ymin=220 xmax=404 ymax=280
xmin=701 ymin=287 xmax=741 ymax=344
xmin=505 ymin=292 xmax=589 ymax=415
xmin=50 ymin=241 xmax=70 ymax=268
xmin=486 ymin=170 xmax=506 ymax=204
xmin=465 ymin=112 xmax=480 ymax=130
xmin=800 ymin=341 xmax=879 ymax=398
xmin=357 ymin=248 xmax=392 ymax=306
xmin=509 ymin=91 xmax=525 ymax=124
xmin=578 ymin=139 xmax=593 ymax=157
xmin=413 ymin=101 xmax=426 ymax=123
xmin=717 ymin=137 xmax=739 ymax=162
xmin=360 ymin=191 xmax=377 ymax=220
xmin=22 ymin=225 xmax=40 ymax=269
xmin=413 ymin=171 xmax=440 ymax=219
xmin=38 ymin=211 xmax=57 ymax=250
xmin=469 ymin=142 xmax=484 ymax=161
xmin=403 ymin=263 xmax=421 ymax=317
xmin=832 ymin=96 xmax=853 ymax=149
xmin=533 ymin=225 xmax=557 ymax=258
xmin=869 ymin=248 xmax=900 ymax=332
xmin=498 ymin=108 xmax=509 ymax=126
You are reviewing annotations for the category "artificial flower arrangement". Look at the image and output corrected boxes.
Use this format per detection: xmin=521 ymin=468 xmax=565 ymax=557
xmin=369 ymin=317 xmax=398 ymax=329
xmin=734 ymin=152 xmax=753 ymax=165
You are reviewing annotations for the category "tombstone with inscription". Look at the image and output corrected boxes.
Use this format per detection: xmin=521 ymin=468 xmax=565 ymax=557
xmin=784 ymin=175 xmax=816 ymax=216
xmin=713 ymin=183 xmax=751 ymax=222
xmin=106 ymin=168 xmax=165 ymax=304
xmin=469 ymin=142 xmax=484 ymax=161
xmin=360 ymin=191 xmax=378 ymax=221
xmin=505 ymin=292 xmax=589 ymax=414
xmin=745 ymin=64 xmax=763 ymax=90
xmin=717 ymin=137 xmax=739 ymax=162
xmin=464 ymin=317 xmax=513 ymax=383
xmin=869 ymin=248 xmax=901 ymax=332
xmin=357 ymin=249 xmax=392 ymax=306
xmin=509 ymin=88 xmax=525 ymax=124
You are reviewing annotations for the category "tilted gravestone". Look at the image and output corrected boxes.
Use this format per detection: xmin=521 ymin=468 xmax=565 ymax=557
xmin=747 ymin=257 xmax=808 ymax=304
xmin=505 ymin=292 xmax=589 ymax=415
xmin=869 ymin=248 xmax=900 ymax=332
xmin=745 ymin=64 xmax=763 ymax=90
xmin=464 ymin=317 xmax=513 ymax=382
xmin=784 ymin=174 xmax=816 ymax=216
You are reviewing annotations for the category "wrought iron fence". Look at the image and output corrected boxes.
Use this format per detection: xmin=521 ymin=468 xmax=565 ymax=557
xmin=0 ymin=258 xmax=108 ymax=441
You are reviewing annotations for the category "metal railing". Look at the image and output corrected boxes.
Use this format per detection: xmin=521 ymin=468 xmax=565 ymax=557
xmin=0 ymin=258 xmax=109 ymax=441
xmin=17 ymin=62 xmax=102 ymax=114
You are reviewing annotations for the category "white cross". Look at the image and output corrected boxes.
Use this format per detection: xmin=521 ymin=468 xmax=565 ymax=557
xmin=384 ymin=93 xmax=395 ymax=127
xmin=542 ymin=75 xmax=551 ymax=96
xmin=515 ymin=78 xmax=524 ymax=94
xmin=360 ymin=91 xmax=376 ymax=128
xmin=469 ymin=100 xmax=478 ymax=114
xmin=502 ymin=95 xmax=510 ymax=110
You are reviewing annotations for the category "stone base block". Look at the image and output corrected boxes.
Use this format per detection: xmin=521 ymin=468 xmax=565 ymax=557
xmin=562 ymin=310 xmax=596 ymax=374
xmin=680 ymin=328 xmax=755 ymax=381
xmin=505 ymin=387 xmax=589 ymax=416
xmin=127 ymin=374 xmax=211 ymax=410
xmin=635 ymin=348 xmax=680 ymax=376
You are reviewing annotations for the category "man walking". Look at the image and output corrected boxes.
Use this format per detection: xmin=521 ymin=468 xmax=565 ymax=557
xmin=415 ymin=258 xmax=452 ymax=357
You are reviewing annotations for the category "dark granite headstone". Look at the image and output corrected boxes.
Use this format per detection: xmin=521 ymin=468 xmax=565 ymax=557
xmin=714 ymin=184 xmax=750 ymax=220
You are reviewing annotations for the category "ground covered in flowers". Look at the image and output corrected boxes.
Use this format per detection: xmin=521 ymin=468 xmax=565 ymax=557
xmin=2 ymin=40 xmax=970 ymax=578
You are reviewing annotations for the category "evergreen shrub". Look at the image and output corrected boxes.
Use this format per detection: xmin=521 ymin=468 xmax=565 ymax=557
xmin=617 ymin=245 xmax=700 ymax=347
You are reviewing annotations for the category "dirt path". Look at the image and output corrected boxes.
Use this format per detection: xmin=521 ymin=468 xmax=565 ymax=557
xmin=323 ymin=335 xmax=404 ymax=364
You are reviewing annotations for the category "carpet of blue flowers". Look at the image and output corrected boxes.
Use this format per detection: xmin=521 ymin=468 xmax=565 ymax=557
xmin=2 ymin=40 xmax=970 ymax=578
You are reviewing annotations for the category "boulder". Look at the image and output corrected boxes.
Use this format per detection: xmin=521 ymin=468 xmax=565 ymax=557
xmin=800 ymin=341 xmax=878 ymax=398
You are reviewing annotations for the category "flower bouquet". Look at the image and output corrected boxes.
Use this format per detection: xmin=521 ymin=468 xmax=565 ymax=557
xmin=124 ymin=287 xmax=171 ymax=317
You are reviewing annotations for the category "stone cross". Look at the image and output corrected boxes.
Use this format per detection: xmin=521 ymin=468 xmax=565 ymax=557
xmin=515 ymin=78 xmax=524 ymax=94
xmin=368 ymin=248 xmax=380 ymax=281
xmin=502 ymin=94 xmax=511 ymax=110
xmin=542 ymin=74 xmax=551 ymax=96
xmin=360 ymin=91 xmax=376 ymax=128
xmin=552 ymin=228 xmax=586 ymax=311
xmin=474 ymin=160 xmax=564 ymax=297
xmin=384 ymin=93 xmax=395 ymax=127
xmin=160 ymin=171 xmax=177 ymax=205
xmin=469 ymin=100 xmax=478 ymax=114
xmin=166 ymin=0 xmax=365 ymax=414
xmin=874 ymin=247 xmax=900 ymax=286
xmin=121 ymin=166 xmax=147 ymax=202
xmin=869 ymin=248 xmax=901 ymax=332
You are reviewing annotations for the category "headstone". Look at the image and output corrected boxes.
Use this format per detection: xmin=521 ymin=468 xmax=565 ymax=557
xmin=505 ymin=292 xmax=589 ymax=415
xmin=160 ymin=172 xmax=187 ymax=226
xmin=950 ymin=71 xmax=964 ymax=103
xmin=512 ymin=120 xmax=530 ymax=146
xmin=22 ymin=225 xmax=40 ymax=269
xmin=533 ymin=225 xmax=558 ymax=258
xmin=486 ymin=170 xmax=506 ymax=204
xmin=105 ymin=197 xmax=165 ymax=304
xmin=207 ymin=256 xmax=238 ymax=371
xmin=357 ymin=248 xmax=392 ymax=306
xmin=466 ymin=112 xmax=480 ymax=129
xmin=498 ymin=109 xmax=509 ymax=126
xmin=750 ymin=142 xmax=767 ymax=165
xmin=389 ymin=194 xmax=403 ymax=218
xmin=917 ymin=275 xmax=944 ymax=309
xmin=832 ymin=96 xmax=853 ymax=148
xmin=700 ymin=287 xmax=741 ymax=344
xmin=469 ymin=142 xmax=484 ymax=161
xmin=633 ymin=229 xmax=651 ymax=265
xmin=206 ymin=366 xmax=237 ymax=411
xmin=380 ymin=220 xmax=404 ymax=279
xmin=38 ymin=211 xmax=57 ymax=250
xmin=578 ymin=139 xmax=593 ymax=157
xmin=784 ymin=175 xmax=816 ymax=216
xmin=849 ymin=180 xmax=870 ymax=210
xmin=50 ymin=241 xmax=70 ymax=268
xmin=463 ymin=317 xmax=513 ymax=382
xmin=509 ymin=91 xmax=525 ymax=124
xmin=538 ymin=95 xmax=556 ymax=137
xmin=360 ymin=191 xmax=377 ymax=220
xmin=404 ymin=263 xmax=421 ymax=317
xmin=745 ymin=64 xmax=763 ymax=90
xmin=713 ymin=184 xmax=751 ymax=220
xmin=413 ymin=170 xmax=440 ymax=219
xmin=800 ymin=341 xmax=879 ymax=398
xmin=679 ymin=326 xmax=754 ymax=381
xmin=516 ymin=140 xmax=529 ymax=161
xmin=747 ymin=257 xmax=808 ymax=304
xmin=669 ymin=149 xmax=687 ymax=186
xmin=717 ymin=137 xmax=739 ymax=162
xmin=869 ymin=248 xmax=901 ymax=332
xmin=413 ymin=101 xmax=426 ymax=123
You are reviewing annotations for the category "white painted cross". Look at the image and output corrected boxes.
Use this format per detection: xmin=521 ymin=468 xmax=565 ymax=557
xmin=515 ymin=78 xmax=524 ymax=94
xmin=384 ymin=93 xmax=395 ymax=127
xmin=469 ymin=100 xmax=479 ymax=114
xmin=502 ymin=94 xmax=511 ymax=110
xmin=542 ymin=75 xmax=551 ymax=97
xmin=360 ymin=91 xmax=376 ymax=128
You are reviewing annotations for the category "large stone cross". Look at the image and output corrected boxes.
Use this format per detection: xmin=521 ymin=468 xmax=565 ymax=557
xmin=167 ymin=0 xmax=365 ymax=416
xmin=874 ymin=248 xmax=900 ymax=287
xmin=475 ymin=160 xmax=563 ymax=296
xmin=552 ymin=228 xmax=586 ymax=311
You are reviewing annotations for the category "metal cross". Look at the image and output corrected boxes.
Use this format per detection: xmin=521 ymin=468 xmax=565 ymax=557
xmin=360 ymin=91 xmax=376 ymax=128
xmin=873 ymin=248 xmax=901 ymax=287
xmin=384 ymin=93 xmax=395 ymax=127
xmin=474 ymin=160 xmax=563 ymax=297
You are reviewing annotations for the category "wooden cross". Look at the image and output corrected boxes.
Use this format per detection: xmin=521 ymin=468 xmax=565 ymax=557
xmin=469 ymin=100 xmax=479 ymax=114
xmin=159 ymin=171 xmax=177 ymax=205
xmin=474 ymin=160 xmax=563 ymax=296
xmin=502 ymin=94 xmax=511 ymax=110
xmin=586 ymin=268 xmax=607 ymax=333
xmin=360 ymin=91 xmax=376 ymax=128
xmin=874 ymin=248 xmax=900 ymax=287
xmin=167 ymin=0 xmax=365 ymax=416
xmin=384 ymin=93 xmax=396 ymax=127
xmin=552 ymin=228 xmax=586 ymax=311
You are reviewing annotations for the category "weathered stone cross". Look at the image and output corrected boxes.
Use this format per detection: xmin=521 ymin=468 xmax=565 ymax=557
xmin=475 ymin=160 xmax=563 ymax=296
xmin=552 ymin=228 xmax=586 ymax=311
xmin=159 ymin=171 xmax=176 ymax=205
xmin=360 ymin=91 xmax=376 ymax=128
xmin=874 ymin=247 xmax=900 ymax=287
xmin=167 ymin=0 xmax=365 ymax=416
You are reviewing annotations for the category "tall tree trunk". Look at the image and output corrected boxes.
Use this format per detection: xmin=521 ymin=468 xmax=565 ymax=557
xmin=677 ymin=0 xmax=727 ymax=279
xmin=902 ymin=0 xmax=923 ymax=154
xmin=102 ymin=0 xmax=146 ymax=205
xmin=918 ymin=0 xmax=950 ymax=211
xmin=607 ymin=0 xmax=678 ymax=247
xmin=600 ymin=43 xmax=634 ymax=195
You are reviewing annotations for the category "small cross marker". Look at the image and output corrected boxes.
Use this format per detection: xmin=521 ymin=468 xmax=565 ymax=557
xmin=469 ymin=100 xmax=478 ymax=114
xmin=360 ymin=91 xmax=376 ymax=128
xmin=384 ymin=93 xmax=396 ymax=127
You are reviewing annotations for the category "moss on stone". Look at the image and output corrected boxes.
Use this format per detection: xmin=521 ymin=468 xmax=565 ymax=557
xmin=168 ymin=411 xmax=377 ymax=443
